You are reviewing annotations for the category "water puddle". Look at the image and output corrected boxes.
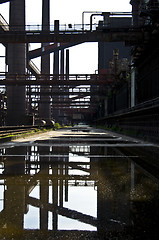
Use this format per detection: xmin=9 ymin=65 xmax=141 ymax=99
xmin=0 ymin=129 xmax=159 ymax=239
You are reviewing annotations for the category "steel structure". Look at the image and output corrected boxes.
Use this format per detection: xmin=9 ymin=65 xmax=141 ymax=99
xmin=0 ymin=0 xmax=158 ymax=129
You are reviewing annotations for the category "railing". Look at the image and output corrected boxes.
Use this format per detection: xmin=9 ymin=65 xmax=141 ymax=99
xmin=27 ymin=23 xmax=95 ymax=32
xmin=1 ymin=22 xmax=135 ymax=32
xmin=0 ymin=23 xmax=96 ymax=32
xmin=1 ymin=23 xmax=97 ymax=32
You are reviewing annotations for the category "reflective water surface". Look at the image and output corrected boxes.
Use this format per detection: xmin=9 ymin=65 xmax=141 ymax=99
xmin=0 ymin=127 xmax=159 ymax=240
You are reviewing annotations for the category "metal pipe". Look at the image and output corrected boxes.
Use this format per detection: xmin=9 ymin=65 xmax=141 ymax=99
xmin=90 ymin=13 xmax=103 ymax=31
xmin=82 ymin=11 xmax=102 ymax=30
xmin=89 ymin=12 xmax=132 ymax=31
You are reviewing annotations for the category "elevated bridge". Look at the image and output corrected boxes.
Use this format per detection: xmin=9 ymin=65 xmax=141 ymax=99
xmin=0 ymin=24 xmax=144 ymax=44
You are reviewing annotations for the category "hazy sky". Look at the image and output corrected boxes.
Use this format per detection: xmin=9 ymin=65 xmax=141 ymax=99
xmin=0 ymin=0 xmax=132 ymax=74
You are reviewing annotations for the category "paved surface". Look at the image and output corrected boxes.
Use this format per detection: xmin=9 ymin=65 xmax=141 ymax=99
xmin=12 ymin=127 xmax=112 ymax=142
xmin=11 ymin=126 xmax=157 ymax=147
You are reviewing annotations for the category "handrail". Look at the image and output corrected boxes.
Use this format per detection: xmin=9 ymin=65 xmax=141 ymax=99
xmin=1 ymin=23 xmax=96 ymax=32
xmin=1 ymin=24 xmax=139 ymax=35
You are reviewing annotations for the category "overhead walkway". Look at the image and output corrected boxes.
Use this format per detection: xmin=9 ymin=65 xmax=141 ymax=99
xmin=0 ymin=25 xmax=143 ymax=44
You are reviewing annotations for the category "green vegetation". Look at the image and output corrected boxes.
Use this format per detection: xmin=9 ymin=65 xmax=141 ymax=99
xmin=34 ymin=128 xmax=39 ymax=132
xmin=0 ymin=128 xmax=43 ymax=140
xmin=0 ymin=122 xmax=76 ymax=141
xmin=54 ymin=122 xmax=61 ymax=129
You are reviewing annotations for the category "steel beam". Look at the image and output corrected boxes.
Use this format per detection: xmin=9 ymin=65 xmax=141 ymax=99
xmin=0 ymin=79 xmax=112 ymax=86
xmin=0 ymin=0 xmax=13 ymax=3
xmin=0 ymin=28 xmax=144 ymax=44
xmin=28 ymin=196 xmax=97 ymax=227
xmin=28 ymin=42 xmax=83 ymax=59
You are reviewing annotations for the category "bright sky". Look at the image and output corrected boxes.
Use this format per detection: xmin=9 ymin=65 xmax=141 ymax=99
xmin=0 ymin=0 xmax=132 ymax=74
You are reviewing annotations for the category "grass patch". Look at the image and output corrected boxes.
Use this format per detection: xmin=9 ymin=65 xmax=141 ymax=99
xmin=54 ymin=123 xmax=61 ymax=129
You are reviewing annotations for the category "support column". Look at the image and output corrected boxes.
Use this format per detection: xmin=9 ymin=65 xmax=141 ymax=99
xmin=62 ymin=49 xmax=69 ymax=125
xmin=60 ymin=49 xmax=64 ymax=76
xmin=6 ymin=0 xmax=26 ymax=125
xmin=53 ymin=20 xmax=60 ymax=122
xmin=52 ymin=165 xmax=58 ymax=230
xmin=53 ymin=20 xmax=59 ymax=75
xmin=131 ymin=161 xmax=135 ymax=191
xmin=131 ymin=66 xmax=136 ymax=107
xmin=39 ymin=0 xmax=51 ymax=124
xmin=130 ymin=0 xmax=140 ymax=26
xmin=41 ymin=0 xmax=50 ymax=74
xmin=66 ymin=49 xmax=69 ymax=77
xmin=39 ymin=146 xmax=49 ymax=230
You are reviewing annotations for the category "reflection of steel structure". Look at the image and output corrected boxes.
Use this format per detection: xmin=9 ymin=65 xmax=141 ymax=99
xmin=0 ymin=129 xmax=158 ymax=238
xmin=0 ymin=142 xmax=98 ymax=232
